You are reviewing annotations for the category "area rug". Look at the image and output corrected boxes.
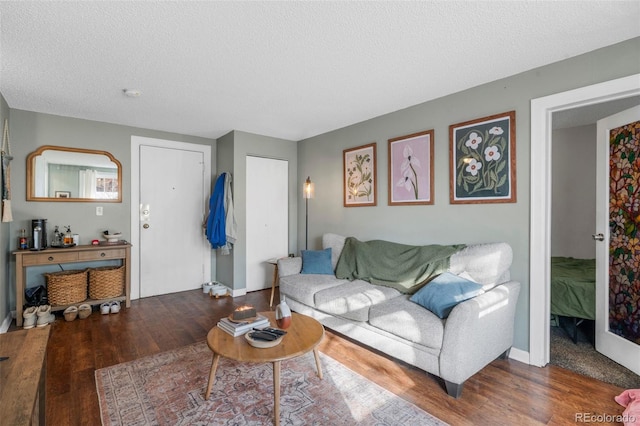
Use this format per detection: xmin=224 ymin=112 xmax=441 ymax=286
xmin=95 ymin=341 xmax=447 ymax=426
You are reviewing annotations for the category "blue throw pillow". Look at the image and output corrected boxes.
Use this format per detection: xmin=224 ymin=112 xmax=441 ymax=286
xmin=410 ymin=272 xmax=484 ymax=319
xmin=301 ymin=248 xmax=333 ymax=274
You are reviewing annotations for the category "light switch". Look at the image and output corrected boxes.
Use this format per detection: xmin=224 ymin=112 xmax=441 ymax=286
xmin=96 ymin=206 xmax=103 ymax=216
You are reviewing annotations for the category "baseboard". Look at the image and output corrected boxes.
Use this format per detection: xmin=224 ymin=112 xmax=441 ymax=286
xmin=0 ymin=311 xmax=14 ymax=334
xmin=230 ymin=288 xmax=247 ymax=298
xmin=509 ymin=346 xmax=530 ymax=365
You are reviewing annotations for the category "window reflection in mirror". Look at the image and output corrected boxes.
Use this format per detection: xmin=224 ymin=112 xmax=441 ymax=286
xmin=27 ymin=146 xmax=122 ymax=202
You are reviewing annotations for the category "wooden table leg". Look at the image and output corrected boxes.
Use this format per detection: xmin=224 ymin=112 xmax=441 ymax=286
xmin=205 ymin=353 xmax=220 ymax=400
xmin=313 ymin=348 xmax=323 ymax=379
xmin=273 ymin=360 xmax=281 ymax=426
xmin=15 ymin=255 xmax=24 ymax=327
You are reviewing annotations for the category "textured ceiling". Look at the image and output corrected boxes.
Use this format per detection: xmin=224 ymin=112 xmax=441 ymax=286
xmin=1 ymin=1 xmax=639 ymax=141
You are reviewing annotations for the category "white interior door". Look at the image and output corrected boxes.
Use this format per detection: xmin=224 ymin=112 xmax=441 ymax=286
xmin=138 ymin=144 xmax=210 ymax=297
xmin=595 ymin=105 xmax=640 ymax=375
xmin=246 ymin=156 xmax=288 ymax=292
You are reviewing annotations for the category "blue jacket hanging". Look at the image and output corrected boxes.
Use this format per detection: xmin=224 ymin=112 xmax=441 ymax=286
xmin=206 ymin=173 xmax=227 ymax=248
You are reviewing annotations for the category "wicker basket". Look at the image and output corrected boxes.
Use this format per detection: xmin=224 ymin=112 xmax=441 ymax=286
xmin=45 ymin=269 xmax=88 ymax=306
xmin=89 ymin=265 xmax=124 ymax=299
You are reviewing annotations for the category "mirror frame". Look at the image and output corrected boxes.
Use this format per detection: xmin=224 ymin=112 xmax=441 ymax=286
xmin=27 ymin=145 xmax=123 ymax=202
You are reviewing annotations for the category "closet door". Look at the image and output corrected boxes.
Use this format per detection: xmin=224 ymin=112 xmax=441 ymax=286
xmin=246 ymin=156 xmax=289 ymax=292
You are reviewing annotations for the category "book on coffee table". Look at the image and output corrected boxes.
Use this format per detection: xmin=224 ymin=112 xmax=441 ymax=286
xmin=217 ymin=315 xmax=269 ymax=337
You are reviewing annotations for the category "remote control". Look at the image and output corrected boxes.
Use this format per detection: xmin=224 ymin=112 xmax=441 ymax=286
xmin=249 ymin=331 xmax=279 ymax=341
xmin=261 ymin=327 xmax=287 ymax=336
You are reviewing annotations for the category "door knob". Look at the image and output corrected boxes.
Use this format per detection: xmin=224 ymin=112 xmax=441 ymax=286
xmin=592 ymin=233 xmax=604 ymax=241
xmin=143 ymin=224 xmax=150 ymax=229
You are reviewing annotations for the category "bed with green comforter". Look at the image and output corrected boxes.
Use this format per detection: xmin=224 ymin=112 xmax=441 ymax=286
xmin=550 ymin=257 xmax=596 ymax=320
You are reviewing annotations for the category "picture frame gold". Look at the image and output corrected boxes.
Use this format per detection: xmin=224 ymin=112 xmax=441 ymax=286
xmin=343 ymin=143 xmax=377 ymax=207
xmin=449 ymin=111 xmax=516 ymax=204
xmin=388 ymin=129 xmax=434 ymax=206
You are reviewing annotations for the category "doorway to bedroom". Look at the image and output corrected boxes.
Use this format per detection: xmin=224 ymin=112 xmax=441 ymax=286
xmin=549 ymin=113 xmax=607 ymax=385
xmin=547 ymin=100 xmax=640 ymax=389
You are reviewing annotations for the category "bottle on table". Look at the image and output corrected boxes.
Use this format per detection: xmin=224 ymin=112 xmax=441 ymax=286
xmin=64 ymin=226 xmax=73 ymax=245
xmin=19 ymin=228 xmax=28 ymax=250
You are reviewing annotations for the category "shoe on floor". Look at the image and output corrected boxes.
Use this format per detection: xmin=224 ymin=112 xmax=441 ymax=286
xmin=63 ymin=306 xmax=78 ymax=322
xmin=78 ymin=304 xmax=92 ymax=319
xmin=36 ymin=305 xmax=55 ymax=327
xmin=100 ymin=303 xmax=111 ymax=315
xmin=23 ymin=306 xmax=38 ymax=329
xmin=110 ymin=301 xmax=121 ymax=314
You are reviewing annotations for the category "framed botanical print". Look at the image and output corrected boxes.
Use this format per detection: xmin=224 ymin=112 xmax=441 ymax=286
xmin=344 ymin=142 xmax=377 ymax=207
xmin=388 ymin=129 xmax=434 ymax=206
xmin=449 ymin=111 xmax=516 ymax=204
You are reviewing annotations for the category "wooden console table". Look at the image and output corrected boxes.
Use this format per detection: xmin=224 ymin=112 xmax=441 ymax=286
xmin=13 ymin=244 xmax=131 ymax=327
xmin=0 ymin=327 xmax=50 ymax=425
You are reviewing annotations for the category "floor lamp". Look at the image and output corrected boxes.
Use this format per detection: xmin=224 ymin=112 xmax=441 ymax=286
xmin=304 ymin=176 xmax=313 ymax=250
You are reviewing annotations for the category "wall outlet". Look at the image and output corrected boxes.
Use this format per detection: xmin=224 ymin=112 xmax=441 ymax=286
xmin=96 ymin=206 xmax=103 ymax=216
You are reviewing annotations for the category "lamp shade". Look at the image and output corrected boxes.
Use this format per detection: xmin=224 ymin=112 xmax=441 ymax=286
xmin=303 ymin=176 xmax=314 ymax=199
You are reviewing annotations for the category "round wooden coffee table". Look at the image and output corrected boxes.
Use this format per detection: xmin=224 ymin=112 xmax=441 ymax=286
xmin=205 ymin=311 xmax=324 ymax=426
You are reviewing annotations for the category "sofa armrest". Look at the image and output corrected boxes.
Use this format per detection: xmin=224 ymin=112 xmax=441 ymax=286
xmin=439 ymin=280 xmax=521 ymax=385
xmin=277 ymin=257 xmax=303 ymax=277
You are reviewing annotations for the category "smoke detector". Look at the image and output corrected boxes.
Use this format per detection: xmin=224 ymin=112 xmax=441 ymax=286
xmin=123 ymin=89 xmax=142 ymax=98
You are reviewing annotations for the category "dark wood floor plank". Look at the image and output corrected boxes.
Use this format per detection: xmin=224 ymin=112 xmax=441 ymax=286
xmin=5 ymin=288 xmax=629 ymax=425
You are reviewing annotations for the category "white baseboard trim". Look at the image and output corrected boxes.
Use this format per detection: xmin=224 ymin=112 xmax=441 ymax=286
xmin=0 ymin=311 xmax=14 ymax=334
xmin=230 ymin=288 xmax=246 ymax=298
xmin=509 ymin=347 xmax=530 ymax=365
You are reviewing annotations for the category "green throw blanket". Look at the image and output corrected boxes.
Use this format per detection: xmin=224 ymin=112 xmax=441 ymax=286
xmin=335 ymin=237 xmax=465 ymax=294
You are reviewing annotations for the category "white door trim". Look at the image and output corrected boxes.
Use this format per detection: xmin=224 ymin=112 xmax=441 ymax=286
xmin=529 ymin=73 xmax=640 ymax=367
xmin=130 ymin=136 xmax=212 ymax=300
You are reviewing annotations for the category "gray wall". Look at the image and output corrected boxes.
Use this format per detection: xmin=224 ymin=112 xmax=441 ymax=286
xmin=297 ymin=37 xmax=640 ymax=352
xmin=6 ymin=110 xmax=215 ymax=312
xmin=214 ymin=131 xmax=235 ymax=288
xmin=0 ymin=93 xmax=10 ymax=329
xmin=216 ymin=130 xmax=298 ymax=292
xmin=551 ymin=124 xmax=597 ymax=259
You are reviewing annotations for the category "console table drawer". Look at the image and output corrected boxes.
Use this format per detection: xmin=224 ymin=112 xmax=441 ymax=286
xmin=22 ymin=252 xmax=79 ymax=265
xmin=78 ymin=248 xmax=126 ymax=261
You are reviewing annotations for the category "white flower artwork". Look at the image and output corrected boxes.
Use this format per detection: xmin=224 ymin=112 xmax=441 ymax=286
xmin=388 ymin=130 xmax=434 ymax=205
xmin=450 ymin=111 xmax=516 ymax=204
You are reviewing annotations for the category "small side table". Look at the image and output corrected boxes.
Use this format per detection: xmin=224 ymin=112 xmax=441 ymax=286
xmin=267 ymin=258 xmax=280 ymax=307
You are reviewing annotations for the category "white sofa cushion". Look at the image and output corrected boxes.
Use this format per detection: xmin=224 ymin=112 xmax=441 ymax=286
xmin=448 ymin=242 xmax=512 ymax=290
xmin=369 ymin=296 xmax=445 ymax=350
xmin=314 ymin=280 xmax=401 ymax=322
xmin=322 ymin=233 xmax=347 ymax=270
xmin=279 ymin=274 xmax=347 ymax=306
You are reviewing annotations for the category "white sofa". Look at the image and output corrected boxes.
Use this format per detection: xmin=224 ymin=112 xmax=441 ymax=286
xmin=277 ymin=233 xmax=521 ymax=398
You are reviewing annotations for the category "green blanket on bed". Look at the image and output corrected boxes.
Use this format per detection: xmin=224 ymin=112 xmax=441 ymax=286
xmin=550 ymin=257 xmax=596 ymax=320
xmin=335 ymin=237 xmax=465 ymax=294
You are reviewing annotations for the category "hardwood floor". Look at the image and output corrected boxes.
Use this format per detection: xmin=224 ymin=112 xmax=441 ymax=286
xmin=18 ymin=289 xmax=626 ymax=425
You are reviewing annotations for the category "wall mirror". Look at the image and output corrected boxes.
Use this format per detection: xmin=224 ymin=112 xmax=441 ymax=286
xmin=27 ymin=145 xmax=122 ymax=202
